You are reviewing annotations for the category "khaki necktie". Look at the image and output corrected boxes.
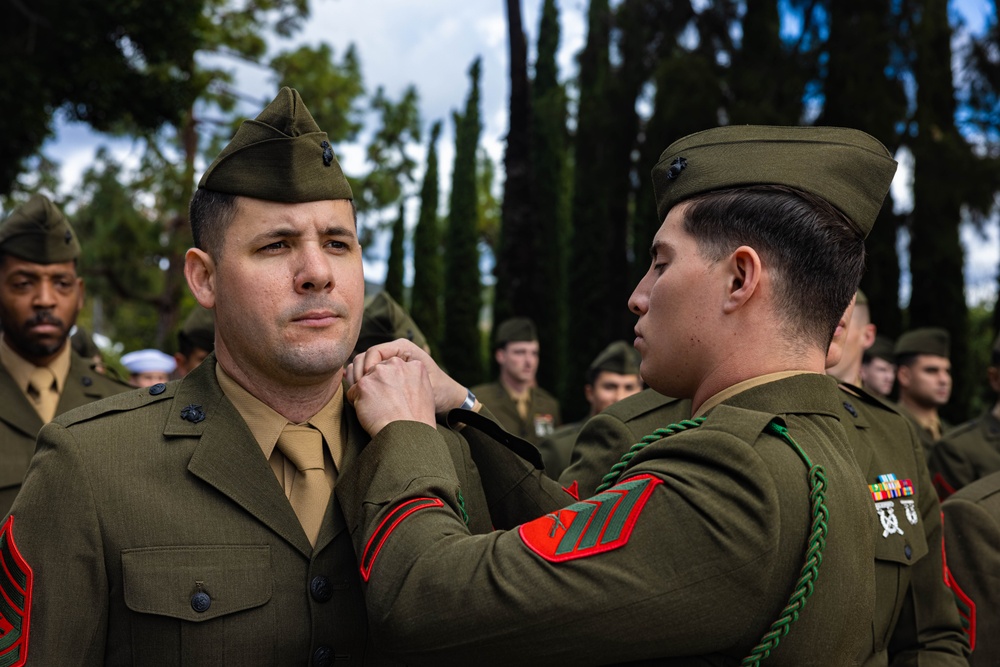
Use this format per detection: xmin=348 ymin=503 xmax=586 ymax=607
xmin=275 ymin=424 xmax=330 ymax=546
xmin=28 ymin=366 xmax=59 ymax=423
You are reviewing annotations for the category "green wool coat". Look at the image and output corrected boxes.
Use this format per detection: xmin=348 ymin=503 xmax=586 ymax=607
xmin=0 ymin=352 xmax=127 ymax=516
xmin=336 ymin=373 xmax=877 ymax=666
xmin=941 ymin=469 xmax=1000 ymax=667
xmin=536 ymin=420 xmax=582 ymax=480
xmin=1 ymin=354 xmax=491 ymax=666
xmin=557 ymin=381 xmax=968 ymax=666
xmin=928 ymin=409 xmax=1000 ymax=499
xmin=470 ymin=381 xmax=561 ymax=446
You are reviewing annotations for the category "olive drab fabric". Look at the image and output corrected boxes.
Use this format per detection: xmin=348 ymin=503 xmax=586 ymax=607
xmin=198 ymin=87 xmax=353 ymax=203
xmin=586 ymin=340 xmax=641 ymax=378
xmin=178 ymin=305 xmax=215 ymax=354
xmin=354 ymin=291 xmax=429 ymax=357
xmin=492 ymin=316 xmax=537 ymax=349
xmin=0 ymin=352 xmax=127 ymax=516
xmin=895 ymin=328 xmax=951 ymax=359
xmin=335 ymin=373 xmax=877 ymax=665
xmin=558 ymin=389 xmax=692 ymax=498
xmin=866 ymin=335 xmax=896 ymax=363
xmin=2 ymin=355 xmax=492 ymax=665
xmin=941 ymin=470 xmax=1000 ymax=666
xmin=558 ymin=382 xmax=968 ymax=665
xmin=470 ymin=381 xmax=560 ymax=446
xmin=535 ymin=421 xmax=582 ymax=480
xmin=651 ymin=125 xmax=897 ymax=237
xmin=0 ymin=193 xmax=81 ymax=263
xmin=929 ymin=410 xmax=1000 ymax=499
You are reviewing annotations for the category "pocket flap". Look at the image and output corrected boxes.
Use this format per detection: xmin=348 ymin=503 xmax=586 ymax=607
xmin=122 ymin=545 xmax=271 ymax=622
xmin=873 ymin=519 xmax=928 ymax=566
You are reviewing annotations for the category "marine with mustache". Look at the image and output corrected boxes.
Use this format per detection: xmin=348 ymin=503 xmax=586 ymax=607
xmin=0 ymin=194 xmax=126 ymax=515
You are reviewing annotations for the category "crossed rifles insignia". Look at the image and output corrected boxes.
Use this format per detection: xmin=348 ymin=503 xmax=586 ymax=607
xmin=870 ymin=473 xmax=918 ymax=538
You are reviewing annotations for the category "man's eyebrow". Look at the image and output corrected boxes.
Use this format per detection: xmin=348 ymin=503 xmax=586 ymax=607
xmin=321 ymin=225 xmax=358 ymax=239
xmin=649 ymin=240 xmax=669 ymax=259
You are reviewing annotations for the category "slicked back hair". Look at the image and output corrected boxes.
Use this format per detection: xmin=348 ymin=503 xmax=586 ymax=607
xmin=682 ymin=185 xmax=866 ymax=350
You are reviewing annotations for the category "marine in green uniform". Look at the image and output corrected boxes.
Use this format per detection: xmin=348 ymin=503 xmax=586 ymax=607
xmin=940 ymin=468 xmax=1000 ymax=666
xmin=827 ymin=289 xmax=876 ymax=387
xmin=895 ymin=328 xmax=953 ymax=455
xmin=0 ymin=194 xmax=126 ymax=516
xmin=537 ymin=340 xmax=642 ymax=480
xmin=862 ymin=334 xmax=897 ymax=399
xmin=1 ymin=88 xmax=492 ymax=665
xmin=339 ymin=125 xmax=897 ymax=664
xmin=354 ymin=291 xmax=430 ymax=359
xmin=928 ymin=333 xmax=1000 ymax=499
xmin=472 ymin=317 xmax=561 ymax=445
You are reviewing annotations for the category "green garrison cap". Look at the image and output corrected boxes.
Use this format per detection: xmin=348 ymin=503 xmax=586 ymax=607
xmin=355 ymin=292 xmax=428 ymax=355
xmin=651 ymin=125 xmax=897 ymax=238
xmin=493 ymin=317 xmax=538 ymax=350
xmin=864 ymin=334 xmax=895 ymax=363
xmin=0 ymin=194 xmax=80 ymax=263
xmin=588 ymin=340 xmax=641 ymax=378
xmin=198 ymin=87 xmax=353 ymax=203
xmin=178 ymin=305 xmax=215 ymax=353
xmin=895 ymin=327 xmax=950 ymax=359
xmin=855 ymin=289 xmax=869 ymax=306
xmin=70 ymin=326 xmax=101 ymax=360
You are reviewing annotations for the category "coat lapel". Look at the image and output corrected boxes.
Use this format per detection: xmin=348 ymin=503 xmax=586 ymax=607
xmin=170 ymin=357 xmax=313 ymax=558
xmin=0 ymin=366 xmax=42 ymax=438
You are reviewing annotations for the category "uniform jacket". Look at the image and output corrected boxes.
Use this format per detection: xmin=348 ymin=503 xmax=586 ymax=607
xmin=941 ymin=469 xmax=1000 ymax=667
xmin=558 ymin=389 xmax=691 ymax=497
xmin=898 ymin=407 xmax=950 ymax=459
xmin=536 ymin=420 xmax=582 ymax=479
xmin=928 ymin=409 xmax=1000 ymax=499
xmin=0 ymin=352 xmax=127 ymax=515
xmin=336 ymin=373 xmax=877 ymax=666
xmin=555 ymin=382 xmax=968 ymax=666
xmin=1 ymin=355 xmax=491 ymax=666
xmin=470 ymin=381 xmax=560 ymax=445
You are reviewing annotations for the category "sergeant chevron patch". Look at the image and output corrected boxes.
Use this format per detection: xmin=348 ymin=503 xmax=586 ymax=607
xmin=0 ymin=516 xmax=33 ymax=667
xmin=360 ymin=497 xmax=444 ymax=582
xmin=519 ymin=474 xmax=662 ymax=562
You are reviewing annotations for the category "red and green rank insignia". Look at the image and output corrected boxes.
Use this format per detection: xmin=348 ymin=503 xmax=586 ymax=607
xmin=519 ymin=474 xmax=662 ymax=562
xmin=0 ymin=517 xmax=33 ymax=667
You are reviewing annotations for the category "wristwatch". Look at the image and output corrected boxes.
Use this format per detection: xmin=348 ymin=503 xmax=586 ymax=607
xmin=460 ymin=388 xmax=477 ymax=410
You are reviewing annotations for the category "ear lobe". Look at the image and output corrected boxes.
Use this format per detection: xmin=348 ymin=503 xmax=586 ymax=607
xmin=722 ymin=246 xmax=761 ymax=314
xmin=185 ymin=248 xmax=217 ymax=309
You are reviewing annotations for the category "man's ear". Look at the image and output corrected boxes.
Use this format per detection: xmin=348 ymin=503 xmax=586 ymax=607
xmin=861 ymin=323 xmax=876 ymax=350
xmin=722 ymin=245 xmax=762 ymax=314
xmin=897 ymin=365 xmax=911 ymax=390
xmin=185 ymin=248 xmax=217 ymax=309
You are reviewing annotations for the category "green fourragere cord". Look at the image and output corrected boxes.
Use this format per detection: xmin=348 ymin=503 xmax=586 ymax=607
xmin=596 ymin=418 xmax=829 ymax=667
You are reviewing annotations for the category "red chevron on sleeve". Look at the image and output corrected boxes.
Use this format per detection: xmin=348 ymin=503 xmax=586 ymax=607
xmin=360 ymin=497 xmax=445 ymax=582
xmin=0 ymin=516 xmax=33 ymax=667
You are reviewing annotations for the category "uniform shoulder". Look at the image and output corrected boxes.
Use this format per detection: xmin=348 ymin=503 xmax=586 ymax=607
xmin=53 ymin=381 xmax=178 ymax=427
xmin=938 ymin=417 xmax=982 ymax=442
xmin=470 ymin=382 xmax=502 ymax=399
xmin=838 ymin=382 xmax=902 ymax=416
xmin=945 ymin=469 xmax=1000 ymax=505
xmin=532 ymin=385 xmax=559 ymax=405
xmin=544 ymin=421 xmax=582 ymax=443
xmin=600 ymin=388 xmax=689 ymax=423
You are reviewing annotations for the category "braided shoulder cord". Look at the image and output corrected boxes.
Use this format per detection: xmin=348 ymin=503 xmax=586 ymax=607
xmin=594 ymin=418 xmax=707 ymax=493
xmin=740 ymin=420 xmax=829 ymax=667
xmin=456 ymin=489 xmax=469 ymax=525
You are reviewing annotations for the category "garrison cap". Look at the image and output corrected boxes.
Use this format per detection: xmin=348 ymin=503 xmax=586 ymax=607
xmin=198 ymin=87 xmax=353 ymax=203
xmin=354 ymin=291 xmax=428 ymax=355
xmin=864 ymin=335 xmax=895 ymax=363
xmin=493 ymin=317 xmax=538 ymax=350
xmin=0 ymin=194 xmax=81 ymax=263
xmin=895 ymin=327 xmax=950 ymax=359
xmin=121 ymin=349 xmax=177 ymax=375
xmin=588 ymin=341 xmax=642 ymax=379
xmin=178 ymin=305 xmax=215 ymax=353
xmin=651 ymin=125 xmax=897 ymax=238
xmin=855 ymin=289 xmax=869 ymax=306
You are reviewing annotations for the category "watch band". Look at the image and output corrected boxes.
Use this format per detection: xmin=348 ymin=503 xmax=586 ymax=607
xmin=460 ymin=388 xmax=477 ymax=410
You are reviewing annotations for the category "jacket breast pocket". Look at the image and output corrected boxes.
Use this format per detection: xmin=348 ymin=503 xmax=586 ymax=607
xmin=871 ymin=518 xmax=929 ymax=653
xmin=122 ymin=545 xmax=274 ymax=665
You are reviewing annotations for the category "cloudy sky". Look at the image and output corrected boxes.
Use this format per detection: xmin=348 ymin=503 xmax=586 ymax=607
xmin=45 ymin=0 xmax=997 ymax=300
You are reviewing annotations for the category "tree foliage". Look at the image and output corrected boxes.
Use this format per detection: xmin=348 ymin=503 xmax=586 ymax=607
xmin=442 ymin=58 xmax=485 ymax=387
xmin=383 ymin=202 xmax=406 ymax=303
xmin=411 ymin=121 xmax=444 ymax=355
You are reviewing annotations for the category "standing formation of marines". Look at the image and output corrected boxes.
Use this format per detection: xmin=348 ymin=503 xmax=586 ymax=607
xmin=0 ymin=85 xmax=997 ymax=666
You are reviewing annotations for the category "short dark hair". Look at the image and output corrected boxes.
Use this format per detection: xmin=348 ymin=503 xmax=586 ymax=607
xmin=189 ymin=189 xmax=240 ymax=258
xmin=189 ymin=190 xmax=358 ymax=258
xmin=682 ymin=185 xmax=865 ymax=349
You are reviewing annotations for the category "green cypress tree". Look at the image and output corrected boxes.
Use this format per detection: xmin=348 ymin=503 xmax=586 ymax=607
xmin=411 ymin=121 xmax=444 ymax=354
xmin=529 ymin=0 xmax=570 ymax=400
xmin=493 ymin=0 xmax=539 ymax=331
xmin=383 ymin=201 xmax=406 ymax=303
xmin=566 ymin=0 xmax=614 ymax=419
xmin=442 ymin=58 xmax=484 ymax=386
xmin=909 ymin=0 xmax=992 ymax=421
xmin=820 ymin=0 xmax=907 ymax=338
